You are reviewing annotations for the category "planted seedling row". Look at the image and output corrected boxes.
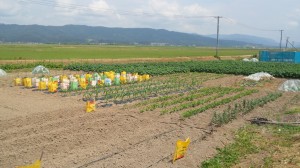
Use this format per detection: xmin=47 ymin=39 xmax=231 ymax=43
xmin=161 ymin=87 xmax=245 ymax=114
xmin=182 ymin=89 xmax=258 ymax=118
xmin=141 ymin=87 xmax=240 ymax=113
xmin=211 ymin=92 xmax=282 ymax=126
xmin=91 ymin=76 xmax=201 ymax=105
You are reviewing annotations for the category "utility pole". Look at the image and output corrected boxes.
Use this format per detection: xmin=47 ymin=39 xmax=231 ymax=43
xmin=285 ymin=37 xmax=289 ymax=50
xmin=215 ymin=16 xmax=222 ymax=57
xmin=279 ymin=29 xmax=283 ymax=51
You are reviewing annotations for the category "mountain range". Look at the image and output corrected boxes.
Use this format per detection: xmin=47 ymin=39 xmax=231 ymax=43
xmin=206 ymin=34 xmax=279 ymax=47
xmin=0 ymin=23 xmax=282 ymax=47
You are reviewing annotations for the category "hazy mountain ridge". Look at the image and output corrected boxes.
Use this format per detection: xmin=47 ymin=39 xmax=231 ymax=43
xmin=0 ymin=24 xmax=276 ymax=47
xmin=206 ymin=34 xmax=278 ymax=47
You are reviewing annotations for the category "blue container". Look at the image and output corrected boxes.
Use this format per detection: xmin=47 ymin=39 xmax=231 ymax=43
xmin=295 ymin=52 xmax=300 ymax=63
xmin=259 ymin=51 xmax=269 ymax=62
xmin=259 ymin=51 xmax=300 ymax=63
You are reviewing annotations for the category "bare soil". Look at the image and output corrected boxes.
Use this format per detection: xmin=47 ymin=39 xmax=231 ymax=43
xmin=0 ymin=72 xmax=298 ymax=168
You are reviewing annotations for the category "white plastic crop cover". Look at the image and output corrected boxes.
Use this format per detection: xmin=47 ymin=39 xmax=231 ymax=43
xmin=32 ymin=65 xmax=50 ymax=75
xmin=250 ymin=58 xmax=259 ymax=62
xmin=242 ymin=58 xmax=259 ymax=62
xmin=278 ymin=80 xmax=300 ymax=92
xmin=244 ymin=72 xmax=274 ymax=81
xmin=0 ymin=69 xmax=7 ymax=77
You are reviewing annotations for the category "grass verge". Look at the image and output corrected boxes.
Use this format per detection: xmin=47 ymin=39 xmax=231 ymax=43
xmin=284 ymin=107 xmax=300 ymax=115
xmin=200 ymin=126 xmax=259 ymax=168
xmin=200 ymin=124 xmax=300 ymax=168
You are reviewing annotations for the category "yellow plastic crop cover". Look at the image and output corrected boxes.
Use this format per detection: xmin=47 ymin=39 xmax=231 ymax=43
xmin=86 ymin=100 xmax=96 ymax=112
xmin=79 ymin=78 xmax=86 ymax=83
xmin=14 ymin=78 xmax=22 ymax=86
xmin=142 ymin=74 xmax=150 ymax=81
xmin=80 ymin=81 xmax=87 ymax=89
xmin=86 ymin=74 xmax=92 ymax=80
xmin=173 ymin=137 xmax=190 ymax=163
xmin=138 ymin=75 xmax=143 ymax=82
xmin=104 ymin=71 xmax=115 ymax=81
xmin=38 ymin=81 xmax=47 ymax=90
xmin=16 ymin=159 xmax=41 ymax=168
xmin=108 ymin=74 xmax=115 ymax=81
xmin=104 ymin=71 xmax=110 ymax=77
xmin=48 ymin=82 xmax=58 ymax=93
xmin=97 ymin=79 xmax=104 ymax=86
xmin=120 ymin=76 xmax=126 ymax=84
xmin=24 ymin=78 xmax=32 ymax=88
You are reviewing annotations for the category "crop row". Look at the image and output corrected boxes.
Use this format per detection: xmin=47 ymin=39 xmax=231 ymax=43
xmin=80 ymin=72 xmax=222 ymax=105
xmin=134 ymin=85 xmax=258 ymax=118
xmin=0 ymin=62 xmax=63 ymax=71
xmin=64 ymin=60 xmax=300 ymax=78
xmin=2 ymin=60 xmax=299 ymax=78
xmin=152 ymin=87 xmax=243 ymax=114
xmin=181 ymin=89 xmax=258 ymax=118
xmin=211 ymin=92 xmax=282 ymax=126
xmin=82 ymin=77 xmax=198 ymax=104
xmin=162 ymin=88 xmax=245 ymax=115
xmin=136 ymin=86 xmax=224 ymax=109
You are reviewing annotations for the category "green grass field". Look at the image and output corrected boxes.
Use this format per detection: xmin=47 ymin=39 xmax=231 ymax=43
xmin=0 ymin=44 xmax=259 ymax=60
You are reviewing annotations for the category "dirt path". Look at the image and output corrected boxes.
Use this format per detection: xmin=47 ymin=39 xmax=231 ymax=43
xmin=0 ymin=74 xmax=297 ymax=168
xmin=0 ymin=55 xmax=251 ymax=65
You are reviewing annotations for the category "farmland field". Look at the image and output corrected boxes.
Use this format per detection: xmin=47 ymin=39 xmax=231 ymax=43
xmin=0 ymin=68 xmax=299 ymax=168
xmin=0 ymin=44 xmax=259 ymax=60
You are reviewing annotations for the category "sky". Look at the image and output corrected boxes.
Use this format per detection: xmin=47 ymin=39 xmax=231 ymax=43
xmin=0 ymin=0 xmax=299 ymax=42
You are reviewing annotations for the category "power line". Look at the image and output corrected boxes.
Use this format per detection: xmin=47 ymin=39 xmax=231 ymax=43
xmin=19 ymin=0 xmax=138 ymax=16
xmin=288 ymin=40 xmax=298 ymax=50
xmin=19 ymin=0 xmax=153 ymax=16
xmin=18 ymin=0 xmax=216 ymax=18
xmin=19 ymin=0 xmax=87 ymax=10
xmin=223 ymin=17 xmax=280 ymax=32
xmin=223 ymin=17 xmax=287 ymax=49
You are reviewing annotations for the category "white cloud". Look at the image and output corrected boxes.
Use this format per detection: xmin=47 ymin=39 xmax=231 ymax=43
xmin=0 ymin=0 xmax=20 ymax=16
xmin=288 ymin=21 xmax=299 ymax=27
xmin=182 ymin=4 xmax=213 ymax=16
xmin=56 ymin=0 xmax=74 ymax=5
xmin=285 ymin=8 xmax=300 ymax=29
xmin=54 ymin=0 xmax=83 ymax=16
xmin=89 ymin=0 xmax=111 ymax=14
xmin=149 ymin=0 xmax=179 ymax=17
xmin=148 ymin=0 xmax=213 ymax=17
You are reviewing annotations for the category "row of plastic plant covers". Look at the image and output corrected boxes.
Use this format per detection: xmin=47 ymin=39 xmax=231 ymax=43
xmin=14 ymin=71 xmax=150 ymax=93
